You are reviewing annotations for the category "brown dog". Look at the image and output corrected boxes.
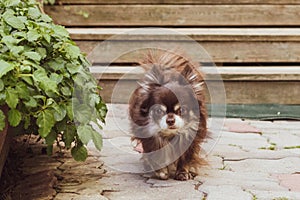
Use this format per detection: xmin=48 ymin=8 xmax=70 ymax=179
xmin=129 ymin=50 xmax=207 ymax=181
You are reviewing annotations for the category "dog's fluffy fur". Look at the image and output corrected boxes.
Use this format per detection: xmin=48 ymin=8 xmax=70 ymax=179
xmin=129 ymin=50 xmax=207 ymax=181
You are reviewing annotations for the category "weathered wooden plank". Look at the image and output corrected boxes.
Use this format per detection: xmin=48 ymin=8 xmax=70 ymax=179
xmin=56 ymin=0 xmax=300 ymax=5
xmin=93 ymin=66 xmax=300 ymax=104
xmin=68 ymin=28 xmax=300 ymax=42
xmin=223 ymin=81 xmax=300 ymax=104
xmin=90 ymin=66 xmax=300 ymax=81
xmin=44 ymin=5 xmax=300 ymax=27
xmin=76 ymin=41 xmax=300 ymax=63
xmin=97 ymin=79 xmax=300 ymax=104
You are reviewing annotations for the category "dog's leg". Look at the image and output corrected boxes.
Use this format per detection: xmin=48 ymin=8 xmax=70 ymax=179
xmin=174 ymin=156 xmax=192 ymax=181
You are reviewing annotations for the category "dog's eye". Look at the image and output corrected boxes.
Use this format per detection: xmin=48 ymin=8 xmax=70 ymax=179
xmin=155 ymin=108 xmax=165 ymax=116
xmin=181 ymin=106 xmax=188 ymax=115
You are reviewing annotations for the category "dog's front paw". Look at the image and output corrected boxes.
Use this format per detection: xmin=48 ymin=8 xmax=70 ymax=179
xmin=175 ymin=171 xmax=190 ymax=181
xmin=155 ymin=168 xmax=169 ymax=180
xmin=156 ymin=171 xmax=169 ymax=180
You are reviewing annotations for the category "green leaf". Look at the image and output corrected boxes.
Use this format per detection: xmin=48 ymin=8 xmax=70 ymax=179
xmin=0 ymin=80 xmax=4 ymax=91
xmin=33 ymin=69 xmax=48 ymax=82
xmin=52 ymin=104 xmax=66 ymax=121
xmin=0 ymin=110 xmax=6 ymax=131
xmin=40 ymin=14 xmax=52 ymax=23
xmin=8 ymin=108 xmax=21 ymax=127
xmin=10 ymin=46 xmax=24 ymax=57
xmin=3 ymin=10 xmax=25 ymax=30
xmin=37 ymin=109 xmax=55 ymax=138
xmin=0 ymin=92 xmax=6 ymax=102
xmin=48 ymin=58 xmax=65 ymax=71
xmin=89 ymin=93 xmax=100 ymax=107
xmin=77 ymin=125 xmax=102 ymax=151
xmin=53 ymin=25 xmax=69 ymax=37
xmin=0 ymin=60 xmax=14 ymax=78
xmin=23 ymin=115 xmax=30 ymax=129
xmin=71 ymin=145 xmax=88 ymax=162
xmin=50 ymin=73 xmax=63 ymax=84
xmin=22 ymin=76 xmax=34 ymax=86
xmin=61 ymin=86 xmax=71 ymax=96
xmin=74 ymin=104 xmax=92 ymax=124
xmin=65 ymin=44 xmax=81 ymax=59
xmin=47 ymin=145 xmax=53 ymax=156
xmin=66 ymin=100 xmax=74 ymax=120
xmin=2 ymin=35 xmax=21 ymax=48
xmin=43 ymin=34 xmax=51 ymax=43
xmin=27 ymin=29 xmax=40 ymax=42
xmin=16 ymin=82 xmax=29 ymax=99
xmin=77 ymin=125 xmax=93 ymax=145
xmin=5 ymin=88 xmax=18 ymax=109
xmin=91 ymin=130 xmax=102 ymax=151
xmin=45 ymin=129 xmax=57 ymax=146
xmin=36 ymin=47 xmax=47 ymax=59
xmin=66 ymin=63 xmax=81 ymax=74
xmin=24 ymin=97 xmax=37 ymax=107
xmin=63 ymin=124 xmax=76 ymax=149
xmin=28 ymin=7 xmax=41 ymax=19
xmin=46 ymin=98 xmax=55 ymax=106
xmin=33 ymin=69 xmax=58 ymax=93
xmin=24 ymin=51 xmax=42 ymax=62
xmin=4 ymin=0 xmax=20 ymax=7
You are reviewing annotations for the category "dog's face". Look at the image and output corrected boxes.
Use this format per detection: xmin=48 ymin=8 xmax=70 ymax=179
xmin=141 ymin=82 xmax=199 ymax=137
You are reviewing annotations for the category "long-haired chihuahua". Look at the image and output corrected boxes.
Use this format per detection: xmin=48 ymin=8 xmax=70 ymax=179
xmin=129 ymin=50 xmax=208 ymax=181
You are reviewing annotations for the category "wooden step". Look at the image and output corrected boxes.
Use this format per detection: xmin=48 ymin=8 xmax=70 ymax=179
xmin=67 ymin=28 xmax=300 ymax=63
xmin=45 ymin=4 xmax=300 ymax=27
xmin=91 ymin=66 xmax=300 ymax=81
xmin=55 ymin=0 xmax=300 ymax=5
xmin=92 ymin=66 xmax=300 ymax=104
xmin=68 ymin=28 xmax=300 ymax=41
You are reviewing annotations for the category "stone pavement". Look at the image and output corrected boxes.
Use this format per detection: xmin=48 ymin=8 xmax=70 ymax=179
xmin=59 ymin=103 xmax=299 ymax=200
xmin=4 ymin=104 xmax=299 ymax=200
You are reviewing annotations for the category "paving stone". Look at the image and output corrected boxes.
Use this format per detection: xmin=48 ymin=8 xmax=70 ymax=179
xmin=146 ymin=178 xmax=194 ymax=187
xmin=199 ymin=185 xmax=253 ymax=200
xmin=196 ymin=169 xmax=288 ymax=192
xmin=247 ymin=120 xmax=300 ymax=129
xmin=224 ymin=120 xmax=261 ymax=134
xmin=248 ymin=189 xmax=300 ymax=200
xmin=100 ymin=173 xmax=204 ymax=200
xmin=94 ymin=138 xmax=144 ymax=174
xmin=226 ymin=157 xmax=300 ymax=174
xmin=55 ymin=193 xmax=108 ymax=200
xmin=263 ymin=132 xmax=300 ymax=148
xmin=247 ymin=120 xmax=300 ymax=135
xmin=211 ymin=145 xmax=299 ymax=161
xmin=103 ymin=104 xmax=130 ymax=133
xmin=205 ymin=155 xmax=223 ymax=170
xmin=216 ymin=131 xmax=269 ymax=150
xmin=273 ymin=173 xmax=300 ymax=192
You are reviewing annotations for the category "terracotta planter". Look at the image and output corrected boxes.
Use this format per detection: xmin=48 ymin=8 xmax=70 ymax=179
xmin=0 ymin=105 xmax=10 ymax=178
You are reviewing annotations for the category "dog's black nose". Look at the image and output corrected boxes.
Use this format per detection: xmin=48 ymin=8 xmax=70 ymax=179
xmin=166 ymin=116 xmax=175 ymax=126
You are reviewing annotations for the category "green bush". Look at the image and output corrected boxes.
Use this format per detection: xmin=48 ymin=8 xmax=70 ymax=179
xmin=0 ymin=0 xmax=107 ymax=161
